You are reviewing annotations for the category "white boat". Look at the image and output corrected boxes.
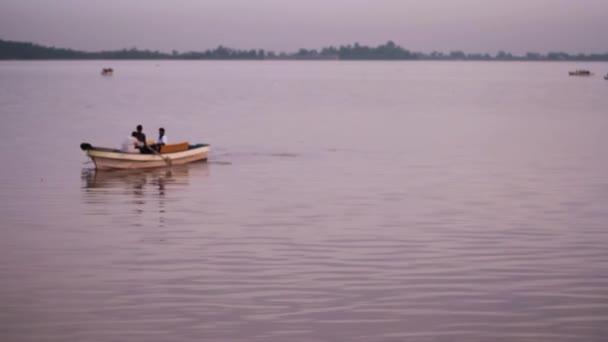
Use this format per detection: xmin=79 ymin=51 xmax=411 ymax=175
xmin=568 ymin=69 xmax=592 ymax=76
xmin=80 ymin=142 xmax=209 ymax=170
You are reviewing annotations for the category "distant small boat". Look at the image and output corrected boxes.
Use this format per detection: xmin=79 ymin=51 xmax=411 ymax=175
xmin=101 ymin=68 xmax=114 ymax=76
xmin=604 ymin=74 xmax=608 ymax=80
xmin=80 ymin=142 xmax=210 ymax=170
xmin=569 ymin=69 xmax=592 ymax=76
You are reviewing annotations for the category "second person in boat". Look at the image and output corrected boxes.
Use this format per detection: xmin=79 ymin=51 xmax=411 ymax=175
xmin=152 ymin=127 xmax=168 ymax=152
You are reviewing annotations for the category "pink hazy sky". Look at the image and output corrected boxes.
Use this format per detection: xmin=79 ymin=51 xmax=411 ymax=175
xmin=0 ymin=0 xmax=606 ymax=54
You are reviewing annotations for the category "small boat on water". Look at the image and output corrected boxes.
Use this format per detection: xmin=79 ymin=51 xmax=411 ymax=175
xmin=80 ymin=142 xmax=209 ymax=170
xmin=604 ymin=74 xmax=608 ymax=80
xmin=569 ymin=69 xmax=592 ymax=76
xmin=101 ymin=68 xmax=114 ymax=76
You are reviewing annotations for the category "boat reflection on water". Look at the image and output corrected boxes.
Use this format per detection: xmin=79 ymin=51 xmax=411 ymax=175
xmin=81 ymin=163 xmax=209 ymax=227
xmin=81 ymin=164 xmax=202 ymax=189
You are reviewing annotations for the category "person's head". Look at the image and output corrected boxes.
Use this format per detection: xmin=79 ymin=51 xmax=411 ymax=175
xmin=159 ymin=127 xmax=165 ymax=136
xmin=136 ymin=125 xmax=143 ymax=132
xmin=131 ymin=131 xmax=138 ymax=137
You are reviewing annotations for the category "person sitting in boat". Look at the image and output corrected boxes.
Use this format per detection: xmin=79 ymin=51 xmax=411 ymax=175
xmin=121 ymin=131 xmax=140 ymax=153
xmin=150 ymin=127 xmax=168 ymax=152
xmin=134 ymin=124 xmax=146 ymax=144
xmin=134 ymin=124 xmax=154 ymax=153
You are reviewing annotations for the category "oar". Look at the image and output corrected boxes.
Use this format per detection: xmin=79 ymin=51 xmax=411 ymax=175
xmin=151 ymin=146 xmax=172 ymax=167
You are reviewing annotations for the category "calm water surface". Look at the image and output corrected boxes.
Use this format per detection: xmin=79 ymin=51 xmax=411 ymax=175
xmin=1 ymin=61 xmax=608 ymax=341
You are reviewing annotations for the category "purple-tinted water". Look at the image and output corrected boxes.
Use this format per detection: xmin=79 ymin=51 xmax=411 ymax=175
xmin=1 ymin=61 xmax=608 ymax=341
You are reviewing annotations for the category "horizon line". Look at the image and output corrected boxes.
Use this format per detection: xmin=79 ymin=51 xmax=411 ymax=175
xmin=2 ymin=38 xmax=608 ymax=62
xmin=3 ymin=38 xmax=608 ymax=56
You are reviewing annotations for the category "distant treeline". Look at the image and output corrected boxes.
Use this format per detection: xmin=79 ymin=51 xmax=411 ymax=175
xmin=1 ymin=39 xmax=608 ymax=61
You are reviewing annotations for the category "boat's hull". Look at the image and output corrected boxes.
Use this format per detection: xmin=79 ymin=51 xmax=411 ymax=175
xmin=87 ymin=146 xmax=209 ymax=170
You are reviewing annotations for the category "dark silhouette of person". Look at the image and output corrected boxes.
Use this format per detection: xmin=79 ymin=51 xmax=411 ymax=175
xmin=134 ymin=124 xmax=154 ymax=154
xmin=134 ymin=125 xmax=146 ymax=144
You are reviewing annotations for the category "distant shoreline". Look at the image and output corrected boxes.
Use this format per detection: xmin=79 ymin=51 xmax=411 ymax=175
xmin=2 ymin=59 xmax=608 ymax=63
xmin=2 ymin=39 xmax=607 ymax=62
xmin=3 ymin=59 xmax=608 ymax=63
